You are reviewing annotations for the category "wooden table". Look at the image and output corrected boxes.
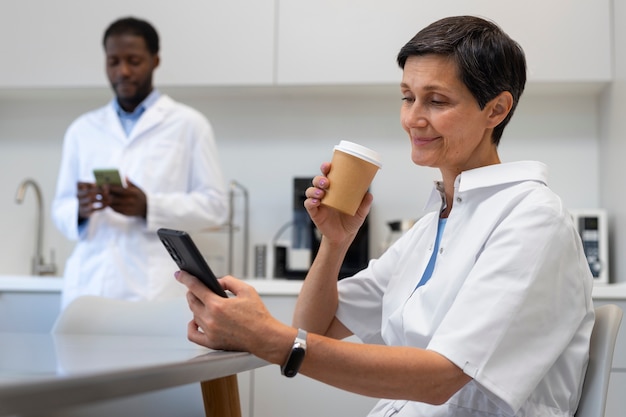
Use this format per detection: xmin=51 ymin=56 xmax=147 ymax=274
xmin=0 ymin=332 xmax=268 ymax=417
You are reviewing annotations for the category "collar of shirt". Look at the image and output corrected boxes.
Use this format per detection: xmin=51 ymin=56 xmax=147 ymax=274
xmin=113 ymin=89 xmax=161 ymax=136
xmin=423 ymin=161 xmax=549 ymax=212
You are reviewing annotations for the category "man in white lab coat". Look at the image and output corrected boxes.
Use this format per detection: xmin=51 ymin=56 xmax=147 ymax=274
xmin=52 ymin=17 xmax=228 ymax=308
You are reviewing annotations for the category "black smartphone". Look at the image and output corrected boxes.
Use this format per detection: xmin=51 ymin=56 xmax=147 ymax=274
xmin=157 ymin=228 xmax=228 ymax=297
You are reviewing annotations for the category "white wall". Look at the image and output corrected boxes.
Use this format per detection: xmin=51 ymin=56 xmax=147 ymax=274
xmin=0 ymin=84 xmax=601 ymax=278
xmin=600 ymin=0 xmax=626 ymax=284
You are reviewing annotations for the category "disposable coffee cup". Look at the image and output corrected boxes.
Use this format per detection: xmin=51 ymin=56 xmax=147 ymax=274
xmin=322 ymin=140 xmax=382 ymax=216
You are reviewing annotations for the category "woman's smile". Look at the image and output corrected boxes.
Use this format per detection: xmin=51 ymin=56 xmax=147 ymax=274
xmin=412 ymin=136 xmax=441 ymax=146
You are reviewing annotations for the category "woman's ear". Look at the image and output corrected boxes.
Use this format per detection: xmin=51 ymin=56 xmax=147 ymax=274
xmin=486 ymin=91 xmax=513 ymax=128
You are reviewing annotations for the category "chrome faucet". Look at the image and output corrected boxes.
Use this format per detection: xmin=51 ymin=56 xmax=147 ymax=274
xmin=228 ymin=180 xmax=249 ymax=276
xmin=15 ymin=178 xmax=57 ymax=276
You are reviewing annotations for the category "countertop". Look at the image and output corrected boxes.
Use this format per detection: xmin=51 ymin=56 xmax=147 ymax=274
xmin=588 ymin=282 xmax=626 ymax=300
xmin=2 ymin=275 xmax=626 ymax=299
xmin=0 ymin=275 xmax=304 ymax=295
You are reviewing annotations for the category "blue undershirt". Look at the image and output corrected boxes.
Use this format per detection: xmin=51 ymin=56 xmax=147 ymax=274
xmin=113 ymin=89 xmax=161 ymax=136
xmin=416 ymin=218 xmax=447 ymax=289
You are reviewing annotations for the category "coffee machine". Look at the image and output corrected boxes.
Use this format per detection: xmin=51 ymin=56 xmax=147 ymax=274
xmin=273 ymin=178 xmax=370 ymax=279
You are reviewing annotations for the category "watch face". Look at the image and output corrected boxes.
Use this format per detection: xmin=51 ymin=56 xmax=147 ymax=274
xmin=282 ymin=346 xmax=306 ymax=378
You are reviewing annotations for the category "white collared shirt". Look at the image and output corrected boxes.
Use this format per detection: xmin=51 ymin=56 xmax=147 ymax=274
xmin=336 ymin=161 xmax=595 ymax=417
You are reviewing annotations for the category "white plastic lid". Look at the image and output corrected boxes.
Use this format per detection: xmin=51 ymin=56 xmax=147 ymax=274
xmin=334 ymin=140 xmax=382 ymax=168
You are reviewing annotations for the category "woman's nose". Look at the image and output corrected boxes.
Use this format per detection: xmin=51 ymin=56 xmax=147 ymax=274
xmin=402 ymin=104 xmax=428 ymax=128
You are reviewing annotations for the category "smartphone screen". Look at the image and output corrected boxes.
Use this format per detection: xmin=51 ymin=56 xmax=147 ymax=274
xmin=157 ymin=228 xmax=228 ymax=298
xmin=93 ymin=168 xmax=123 ymax=186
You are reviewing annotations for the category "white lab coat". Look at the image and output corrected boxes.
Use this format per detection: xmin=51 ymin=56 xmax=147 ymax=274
xmin=336 ymin=161 xmax=595 ymax=417
xmin=52 ymin=95 xmax=228 ymax=308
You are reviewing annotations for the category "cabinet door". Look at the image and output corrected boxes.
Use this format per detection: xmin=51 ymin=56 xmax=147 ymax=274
xmin=0 ymin=292 xmax=60 ymax=332
xmin=276 ymin=0 xmax=611 ymax=85
xmin=255 ymin=295 xmax=378 ymax=417
xmin=0 ymin=0 xmax=275 ymax=88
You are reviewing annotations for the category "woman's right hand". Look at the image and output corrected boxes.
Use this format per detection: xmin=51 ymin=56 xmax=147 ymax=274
xmin=303 ymin=162 xmax=373 ymax=245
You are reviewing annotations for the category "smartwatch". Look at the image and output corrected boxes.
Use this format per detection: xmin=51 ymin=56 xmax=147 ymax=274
xmin=281 ymin=328 xmax=308 ymax=378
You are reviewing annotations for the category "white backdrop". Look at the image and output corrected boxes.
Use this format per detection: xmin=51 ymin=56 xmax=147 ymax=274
xmin=0 ymin=85 xmax=600 ymax=277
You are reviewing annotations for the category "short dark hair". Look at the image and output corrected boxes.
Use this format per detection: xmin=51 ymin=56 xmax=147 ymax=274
xmin=103 ymin=17 xmax=160 ymax=55
xmin=397 ymin=16 xmax=526 ymax=145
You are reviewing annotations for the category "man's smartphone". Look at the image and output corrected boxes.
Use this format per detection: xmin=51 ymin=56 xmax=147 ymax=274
xmin=157 ymin=228 xmax=228 ymax=298
xmin=93 ymin=168 xmax=124 ymax=187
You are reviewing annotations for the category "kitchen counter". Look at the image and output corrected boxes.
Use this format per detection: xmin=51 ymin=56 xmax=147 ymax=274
xmin=2 ymin=275 xmax=626 ymax=299
xmin=0 ymin=275 xmax=64 ymax=292
xmin=0 ymin=275 xmax=304 ymax=295
xmin=589 ymin=282 xmax=626 ymax=300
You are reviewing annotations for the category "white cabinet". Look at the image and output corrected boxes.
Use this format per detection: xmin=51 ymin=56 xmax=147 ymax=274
xmin=0 ymin=0 xmax=275 ymax=88
xmin=276 ymin=0 xmax=611 ymax=85
xmin=0 ymin=1 xmax=611 ymax=88
xmin=0 ymin=291 xmax=60 ymax=332
xmin=256 ymin=295 xmax=379 ymax=417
